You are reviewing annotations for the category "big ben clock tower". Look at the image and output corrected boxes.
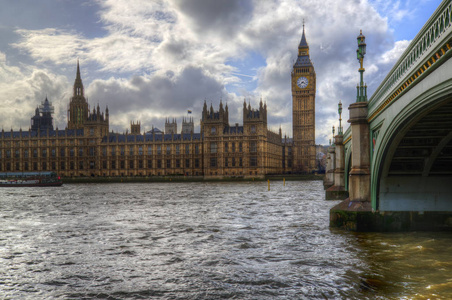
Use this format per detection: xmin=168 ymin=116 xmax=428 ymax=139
xmin=291 ymin=23 xmax=316 ymax=173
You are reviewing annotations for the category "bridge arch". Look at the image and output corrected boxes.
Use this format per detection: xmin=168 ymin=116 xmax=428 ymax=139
xmin=344 ymin=145 xmax=352 ymax=191
xmin=371 ymin=78 xmax=452 ymax=212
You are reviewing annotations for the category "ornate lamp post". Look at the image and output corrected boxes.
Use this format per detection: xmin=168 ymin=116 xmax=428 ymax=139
xmin=356 ymin=30 xmax=367 ymax=102
xmin=338 ymin=100 xmax=343 ymax=134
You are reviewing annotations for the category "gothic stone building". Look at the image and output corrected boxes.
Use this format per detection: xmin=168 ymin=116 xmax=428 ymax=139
xmin=0 ymin=62 xmax=289 ymax=178
xmin=201 ymin=100 xmax=284 ymax=178
xmin=0 ymin=27 xmax=317 ymax=177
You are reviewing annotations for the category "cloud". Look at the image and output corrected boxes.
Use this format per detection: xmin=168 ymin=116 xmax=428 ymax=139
xmin=0 ymin=51 xmax=70 ymax=130
xmin=86 ymin=66 xmax=229 ymax=132
xmin=370 ymin=0 xmax=414 ymax=24
xmin=171 ymin=0 xmax=253 ymax=39
xmin=4 ymin=0 xmax=417 ymax=145
xmin=379 ymin=40 xmax=410 ymax=65
xmin=13 ymin=28 xmax=84 ymax=65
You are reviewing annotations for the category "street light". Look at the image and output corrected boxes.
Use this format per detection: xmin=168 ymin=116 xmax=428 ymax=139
xmin=357 ymin=30 xmax=366 ymax=64
xmin=356 ymin=30 xmax=367 ymax=102
xmin=338 ymin=100 xmax=342 ymax=134
xmin=331 ymin=125 xmax=336 ymax=146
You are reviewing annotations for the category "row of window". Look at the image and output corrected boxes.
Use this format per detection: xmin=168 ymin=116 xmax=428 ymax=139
xmin=210 ymin=157 xmax=253 ymax=168
xmin=0 ymin=155 xmax=266 ymax=172
xmin=294 ymin=68 xmax=310 ymax=73
xmin=0 ymin=158 xmax=202 ymax=172
xmin=104 ymin=159 xmax=201 ymax=170
xmin=211 ymin=126 xmax=257 ymax=134
xmin=0 ymin=144 xmax=204 ymax=158
xmin=0 ymin=141 xmax=264 ymax=157
xmin=0 ymin=148 xmax=96 ymax=158
xmin=1 ymin=161 xmax=60 ymax=171
xmin=102 ymin=144 xmax=201 ymax=156
xmin=211 ymin=142 xmax=254 ymax=154
xmin=0 ymin=139 xmax=85 ymax=147
xmin=0 ymin=138 xmax=206 ymax=147
xmin=0 ymin=144 xmax=286 ymax=161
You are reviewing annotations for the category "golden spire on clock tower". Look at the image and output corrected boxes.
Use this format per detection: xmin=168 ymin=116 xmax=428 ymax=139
xmin=294 ymin=21 xmax=312 ymax=68
xmin=298 ymin=20 xmax=309 ymax=56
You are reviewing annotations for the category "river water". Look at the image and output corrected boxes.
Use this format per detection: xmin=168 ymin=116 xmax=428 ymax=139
xmin=1 ymin=181 xmax=452 ymax=299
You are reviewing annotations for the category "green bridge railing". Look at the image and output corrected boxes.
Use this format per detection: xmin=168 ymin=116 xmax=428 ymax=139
xmin=368 ymin=0 xmax=452 ymax=120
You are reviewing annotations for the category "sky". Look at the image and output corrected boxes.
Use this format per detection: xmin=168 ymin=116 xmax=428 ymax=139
xmin=0 ymin=0 xmax=443 ymax=144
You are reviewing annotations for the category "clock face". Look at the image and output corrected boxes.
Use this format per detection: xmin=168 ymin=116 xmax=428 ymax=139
xmin=297 ymin=77 xmax=309 ymax=89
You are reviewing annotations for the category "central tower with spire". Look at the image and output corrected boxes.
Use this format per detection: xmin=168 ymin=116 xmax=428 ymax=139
xmin=291 ymin=21 xmax=316 ymax=173
xmin=68 ymin=60 xmax=89 ymax=130
xmin=67 ymin=60 xmax=109 ymax=136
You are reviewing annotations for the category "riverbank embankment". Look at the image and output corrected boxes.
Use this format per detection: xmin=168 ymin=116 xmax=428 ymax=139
xmin=62 ymin=174 xmax=324 ymax=184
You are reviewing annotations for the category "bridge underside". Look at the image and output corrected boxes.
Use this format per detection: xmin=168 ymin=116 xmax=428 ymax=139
xmin=379 ymin=98 xmax=452 ymax=212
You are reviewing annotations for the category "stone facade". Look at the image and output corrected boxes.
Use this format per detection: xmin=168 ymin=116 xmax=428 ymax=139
xmin=164 ymin=119 xmax=177 ymax=134
xmin=0 ymin=64 xmax=294 ymax=178
xmin=201 ymin=100 xmax=284 ymax=178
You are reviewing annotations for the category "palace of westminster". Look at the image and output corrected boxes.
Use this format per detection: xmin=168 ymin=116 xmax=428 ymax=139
xmin=0 ymin=27 xmax=316 ymax=178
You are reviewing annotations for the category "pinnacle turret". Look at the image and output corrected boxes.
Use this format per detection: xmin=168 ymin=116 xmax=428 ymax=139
xmin=73 ymin=59 xmax=84 ymax=97
xmin=76 ymin=59 xmax=81 ymax=81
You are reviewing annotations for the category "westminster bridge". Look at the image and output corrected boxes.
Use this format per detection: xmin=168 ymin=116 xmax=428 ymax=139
xmin=326 ymin=0 xmax=452 ymax=231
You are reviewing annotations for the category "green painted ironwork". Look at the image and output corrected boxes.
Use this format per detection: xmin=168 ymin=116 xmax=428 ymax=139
xmin=356 ymin=30 xmax=367 ymax=102
xmin=338 ymin=100 xmax=343 ymax=134
xmin=332 ymin=125 xmax=335 ymax=141
xmin=368 ymin=0 xmax=452 ymax=116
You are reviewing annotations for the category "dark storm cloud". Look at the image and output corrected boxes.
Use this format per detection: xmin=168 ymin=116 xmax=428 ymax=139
xmin=173 ymin=0 xmax=254 ymax=38
xmin=86 ymin=66 xmax=227 ymax=130
xmin=173 ymin=67 xmax=226 ymax=103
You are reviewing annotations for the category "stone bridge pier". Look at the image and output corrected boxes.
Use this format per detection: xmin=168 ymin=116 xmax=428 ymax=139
xmin=325 ymin=132 xmax=348 ymax=200
xmin=330 ymin=101 xmax=373 ymax=230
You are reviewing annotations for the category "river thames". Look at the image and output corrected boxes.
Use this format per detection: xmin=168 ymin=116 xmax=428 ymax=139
xmin=1 ymin=180 xmax=452 ymax=299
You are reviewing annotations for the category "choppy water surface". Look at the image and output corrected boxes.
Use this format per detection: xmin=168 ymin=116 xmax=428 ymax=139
xmin=1 ymin=181 xmax=452 ymax=299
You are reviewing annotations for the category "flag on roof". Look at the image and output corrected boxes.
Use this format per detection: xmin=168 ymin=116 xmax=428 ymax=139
xmin=187 ymin=110 xmax=192 ymax=114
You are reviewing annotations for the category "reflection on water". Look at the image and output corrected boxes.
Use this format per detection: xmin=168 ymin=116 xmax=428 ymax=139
xmin=0 ymin=181 xmax=451 ymax=299
xmin=354 ymin=231 xmax=452 ymax=299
